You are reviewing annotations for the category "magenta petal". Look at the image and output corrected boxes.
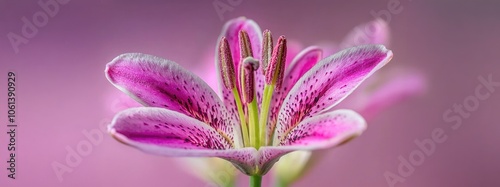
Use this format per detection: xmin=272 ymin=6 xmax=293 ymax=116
xmin=267 ymin=47 xmax=323 ymax=142
xmin=110 ymin=107 xmax=233 ymax=150
xmin=278 ymin=109 xmax=366 ymax=147
xmin=283 ymin=46 xmax=323 ymax=92
xmin=258 ymin=110 xmax=366 ymax=173
xmin=110 ymin=107 xmax=258 ymax=174
xmin=339 ymin=18 xmax=389 ymax=49
xmin=274 ymin=45 xmax=392 ymax=143
xmin=105 ymin=53 xmax=238 ymax=144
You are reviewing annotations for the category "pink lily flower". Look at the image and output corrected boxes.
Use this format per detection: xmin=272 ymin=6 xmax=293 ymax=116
xmin=105 ymin=16 xmax=393 ymax=182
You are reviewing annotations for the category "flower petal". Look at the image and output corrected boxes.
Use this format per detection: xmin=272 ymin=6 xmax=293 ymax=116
xmin=258 ymin=110 xmax=366 ymax=174
xmin=110 ymin=107 xmax=232 ymax=150
xmin=359 ymin=69 xmax=426 ymax=119
xmin=274 ymin=45 xmax=392 ymax=144
xmin=279 ymin=109 xmax=366 ymax=147
xmin=339 ymin=18 xmax=389 ymax=49
xmin=284 ymin=47 xmax=324 ymax=91
xmin=105 ymin=53 xmax=239 ymax=145
xmin=110 ymin=107 xmax=257 ymax=174
xmin=267 ymin=47 xmax=323 ymax=142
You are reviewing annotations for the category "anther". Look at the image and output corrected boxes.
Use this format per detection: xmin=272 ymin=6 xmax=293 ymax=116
xmin=239 ymin=30 xmax=254 ymax=59
xmin=265 ymin=36 xmax=287 ymax=88
xmin=218 ymin=37 xmax=237 ymax=89
xmin=261 ymin=30 xmax=273 ymax=74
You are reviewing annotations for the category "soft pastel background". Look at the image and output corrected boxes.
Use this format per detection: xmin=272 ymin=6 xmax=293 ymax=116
xmin=1 ymin=0 xmax=499 ymax=187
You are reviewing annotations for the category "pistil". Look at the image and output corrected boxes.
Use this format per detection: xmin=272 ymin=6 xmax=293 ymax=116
xmin=239 ymin=30 xmax=260 ymax=148
xmin=240 ymin=58 xmax=260 ymax=148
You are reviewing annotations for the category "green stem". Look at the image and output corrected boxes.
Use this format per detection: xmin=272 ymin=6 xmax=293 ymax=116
xmin=250 ymin=175 xmax=263 ymax=187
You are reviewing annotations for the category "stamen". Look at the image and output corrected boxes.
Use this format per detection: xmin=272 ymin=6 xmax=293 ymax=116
xmin=260 ymin=35 xmax=287 ymax=146
xmin=219 ymin=37 xmax=249 ymax=147
xmin=218 ymin=37 xmax=236 ymax=89
xmin=239 ymin=30 xmax=253 ymax=59
xmin=265 ymin=36 xmax=287 ymax=88
xmin=261 ymin=30 xmax=273 ymax=74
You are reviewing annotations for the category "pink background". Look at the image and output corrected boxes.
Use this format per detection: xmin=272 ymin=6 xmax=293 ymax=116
xmin=1 ymin=0 xmax=499 ymax=186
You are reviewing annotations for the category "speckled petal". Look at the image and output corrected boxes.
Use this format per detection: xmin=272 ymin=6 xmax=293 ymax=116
xmin=283 ymin=47 xmax=324 ymax=89
xmin=278 ymin=109 xmax=366 ymax=147
xmin=105 ymin=53 xmax=239 ymax=146
xmin=339 ymin=18 xmax=389 ymax=49
xmin=110 ymin=107 xmax=257 ymax=174
xmin=267 ymin=47 xmax=323 ymax=141
xmin=110 ymin=107 xmax=232 ymax=149
xmin=274 ymin=45 xmax=392 ymax=144
xmin=257 ymin=110 xmax=366 ymax=174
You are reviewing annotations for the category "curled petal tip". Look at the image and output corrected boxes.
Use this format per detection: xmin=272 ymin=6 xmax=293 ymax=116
xmin=109 ymin=128 xmax=131 ymax=146
xmin=387 ymin=50 xmax=394 ymax=58
xmin=383 ymin=48 xmax=394 ymax=65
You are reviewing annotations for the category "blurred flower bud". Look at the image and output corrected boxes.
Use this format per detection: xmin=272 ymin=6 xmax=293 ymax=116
xmin=273 ymin=151 xmax=313 ymax=187
xmin=177 ymin=158 xmax=237 ymax=187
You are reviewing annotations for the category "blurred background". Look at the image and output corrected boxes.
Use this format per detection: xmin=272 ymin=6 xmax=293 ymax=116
xmin=0 ymin=0 xmax=499 ymax=186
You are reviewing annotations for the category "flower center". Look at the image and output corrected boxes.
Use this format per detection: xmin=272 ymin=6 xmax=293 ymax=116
xmin=218 ymin=30 xmax=287 ymax=149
